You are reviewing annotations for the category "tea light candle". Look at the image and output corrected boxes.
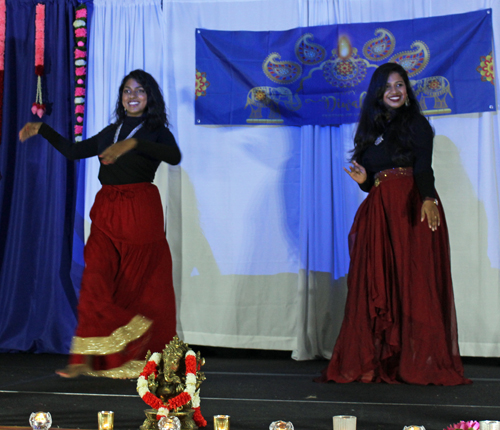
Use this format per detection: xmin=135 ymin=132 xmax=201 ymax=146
xmin=333 ymin=415 xmax=356 ymax=430
xmin=29 ymin=412 xmax=52 ymax=430
xmin=98 ymin=411 xmax=114 ymax=430
xmin=269 ymin=421 xmax=294 ymax=430
xmin=214 ymin=415 xmax=230 ymax=430
xmin=158 ymin=416 xmax=181 ymax=430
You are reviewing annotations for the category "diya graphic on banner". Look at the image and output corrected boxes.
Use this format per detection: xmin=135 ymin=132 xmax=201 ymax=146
xmin=195 ymin=9 xmax=495 ymax=126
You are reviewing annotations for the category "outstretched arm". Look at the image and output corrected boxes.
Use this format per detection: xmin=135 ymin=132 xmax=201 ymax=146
xmin=20 ymin=122 xmax=102 ymax=160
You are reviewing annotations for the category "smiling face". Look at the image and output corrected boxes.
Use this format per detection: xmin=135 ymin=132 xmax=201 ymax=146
xmin=122 ymin=78 xmax=148 ymax=117
xmin=383 ymin=72 xmax=407 ymax=110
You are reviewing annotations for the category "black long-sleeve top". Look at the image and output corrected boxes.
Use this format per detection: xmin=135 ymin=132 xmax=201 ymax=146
xmin=38 ymin=116 xmax=181 ymax=185
xmin=358 ymin=114 xmax=436 ymax=199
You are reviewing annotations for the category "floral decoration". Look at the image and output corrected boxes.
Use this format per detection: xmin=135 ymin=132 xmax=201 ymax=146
xmin=445 ymin=421 xmax=480 ymax=430
xmin=32 ymin=4 xmax=45 ymax=118
xmin=477 ymin=52 xmax=495 ymax=86
xmin=137 ymin=351 xmax=207 ymax=427
xmin=73 ymin=3 xmax=87 ymax=141
xmin=195 ymin=69 xmax=210 ymax=100
xmin=0 ymin=0 xmax=6 ymax=142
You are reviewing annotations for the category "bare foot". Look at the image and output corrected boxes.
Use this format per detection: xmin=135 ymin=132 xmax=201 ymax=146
xmin=56 ymin=364 xmax=91 ymax=378
xmin=360 ymin=369 xmax=375 ymax=383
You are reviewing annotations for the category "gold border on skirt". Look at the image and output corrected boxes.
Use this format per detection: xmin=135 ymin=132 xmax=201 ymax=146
xmin=70 ymin=314 xmax=152 ymax=355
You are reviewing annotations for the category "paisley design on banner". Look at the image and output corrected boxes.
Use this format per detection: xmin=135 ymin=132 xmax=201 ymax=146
xmin=363 ymin=28 xmax=396 ymax=61
xmin=295 ymin=33 xmax=326 ymax=66
xmin=263 ymin=53 xmax=302 ymax=84
xmin=389 ymin=41 xmax=430 ymax=77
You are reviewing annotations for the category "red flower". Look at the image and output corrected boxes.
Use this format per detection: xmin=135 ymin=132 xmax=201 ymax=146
xmin=193 ymin=407 xmax=207 ymax=427
xmin=140 ymin=360 xmax=158 ymax=379
xmin=167 ymin=392 xmax=191 ymax=410
xmin=143 ymin=392 xmax=164 ymax=410
xmin=185 ymin=355 xmax=197 ymax=374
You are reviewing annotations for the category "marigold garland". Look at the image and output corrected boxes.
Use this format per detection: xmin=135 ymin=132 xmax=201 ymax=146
xmin=137 ymin=351 xmax=207 ymax=427
xmin=0 ymin=0 xmax=6 ymax=144
xmin=73 ymin=4 xmax=87 ymax=141
xmin=31 ymin=4 xmax=45 ymax=118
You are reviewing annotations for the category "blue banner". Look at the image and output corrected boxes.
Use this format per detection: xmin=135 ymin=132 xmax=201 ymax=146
xmin=195 ymin=9 xmax=495 ymax=126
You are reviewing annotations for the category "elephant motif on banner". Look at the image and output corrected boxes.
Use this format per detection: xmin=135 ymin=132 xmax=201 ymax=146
xmin=410 ymin=76 xmax=453 ymax=114
xmin=245 ymin=86 xmax=302 ymax=123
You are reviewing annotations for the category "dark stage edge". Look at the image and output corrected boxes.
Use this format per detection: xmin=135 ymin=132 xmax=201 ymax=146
xmin=0 ymin=349 xmax=499 ymax=430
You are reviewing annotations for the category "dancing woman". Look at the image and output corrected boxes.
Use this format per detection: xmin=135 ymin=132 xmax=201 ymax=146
xmin=20 ymin=69 xmax=180 ymax=378
xmin=318 ymin=63 xmax=470 ymax=385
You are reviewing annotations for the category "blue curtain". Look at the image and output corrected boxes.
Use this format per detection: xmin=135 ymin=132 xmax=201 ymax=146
xmin=0 ymin=0 xmax=82 ymax=353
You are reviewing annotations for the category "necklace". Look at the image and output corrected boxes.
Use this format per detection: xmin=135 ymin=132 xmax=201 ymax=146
xmin=113 ymin=121 xmax=143 ymax=144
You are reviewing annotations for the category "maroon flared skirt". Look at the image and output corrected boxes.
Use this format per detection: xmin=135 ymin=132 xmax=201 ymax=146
xmin=320 ymin=168 xmax=470 ymax=385
xmin=69 ymin=183 xmax=177 ymax=378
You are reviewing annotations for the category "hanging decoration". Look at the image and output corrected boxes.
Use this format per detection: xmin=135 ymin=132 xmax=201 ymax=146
xmin=32 ymin=3 xmax=45 ymax=118
xmin=0 ymin=0 xmax=6 ymax=144
xmin=73 ymin=3 xmax=87 ymax=141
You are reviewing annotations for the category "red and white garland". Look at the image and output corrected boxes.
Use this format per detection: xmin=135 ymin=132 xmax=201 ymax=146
xmin=73 ymin=4 xmax=87 ymax=141
xmin=32 ymin=3 xmax=45 ymax=118
xmin=137 ymin=351 xmax=207 ymax=427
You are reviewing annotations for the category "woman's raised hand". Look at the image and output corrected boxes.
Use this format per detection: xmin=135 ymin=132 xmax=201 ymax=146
xmin=343 ymin=161 xmax=368 ymax=184
xmin=19 ymin=122 xmax=42 ymax=142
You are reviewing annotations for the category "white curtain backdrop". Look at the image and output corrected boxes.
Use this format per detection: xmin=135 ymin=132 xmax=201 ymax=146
xmin=84 ymin=0 xmax=500 ymax=358
xmin=85 ymin=0 xmax=172 ymax=233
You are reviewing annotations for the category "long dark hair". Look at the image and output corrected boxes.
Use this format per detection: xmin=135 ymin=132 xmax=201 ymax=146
xmin=114 ymin=69 xmax=169 ymax=129
xmin=351 ymin=62 xmax=425 ymax=164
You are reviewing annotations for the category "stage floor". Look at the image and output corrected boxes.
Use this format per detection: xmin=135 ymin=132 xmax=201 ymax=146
xmin=0 ymin=349 xmax=499 ymax=430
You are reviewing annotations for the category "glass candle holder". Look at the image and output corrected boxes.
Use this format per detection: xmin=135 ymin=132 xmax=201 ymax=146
xmin=158 ymin=416 xmax=181 ymax=430
xmin=214 ymin=415 xmax=230 ymax=430
xmin=98 ymin=411 xmax=114 ymax=430
xmin=403 ymin=426 xmax=426 ymax=430
xmin=29 ymin=412 xmax=52 ymax=430
xmin=333 ymin=415 xmax=356 ymax=430
xmin=480 ymin=422 xmax=500 ymax=430
xmin=270 ymin=421 xmax=294 ymax=430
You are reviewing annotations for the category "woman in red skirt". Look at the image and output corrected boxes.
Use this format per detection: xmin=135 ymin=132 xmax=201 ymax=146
xmin=318 ymin=63 xmax=469 ymax=385
xmin=19 ymin=70 xmax=180 ymax=378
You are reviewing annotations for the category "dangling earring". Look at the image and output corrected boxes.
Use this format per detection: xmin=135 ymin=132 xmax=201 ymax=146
xmin=405 ymin=96 xmax=410 ymax=107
